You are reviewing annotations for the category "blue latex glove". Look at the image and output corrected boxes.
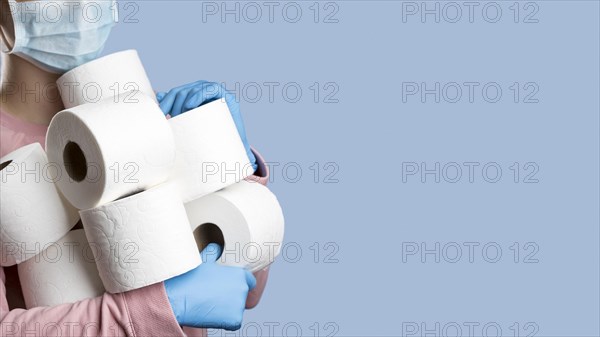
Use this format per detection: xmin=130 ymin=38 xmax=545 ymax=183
xmin=157 ymin=81 xmax=257 ymax=171
xmin=164 ymin=243 xmax=257 ymax=330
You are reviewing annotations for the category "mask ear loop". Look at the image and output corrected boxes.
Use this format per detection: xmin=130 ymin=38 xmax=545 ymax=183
xmin=0 ymin=33 xmax=10 ymax=53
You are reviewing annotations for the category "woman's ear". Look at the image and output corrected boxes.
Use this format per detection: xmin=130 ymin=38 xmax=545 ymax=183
xmin=0 ymin=0 xmax=16 ymax=51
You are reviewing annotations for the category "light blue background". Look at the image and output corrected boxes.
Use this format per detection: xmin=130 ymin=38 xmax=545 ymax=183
xmin=78 ymin=1 xmax=600 ymax=336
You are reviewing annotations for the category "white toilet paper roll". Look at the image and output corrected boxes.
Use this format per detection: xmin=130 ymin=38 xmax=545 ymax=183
xmin=46 ymin=93 xmax=175 ymax=210
xmin=169 ymin=99 xmax=253 ymax=202
xmin=185 ymin=180 xmax=285 ymax=272
xmin=56 ymin=50 xmax=156 ymax=109
xmin=0 ymin=143 xmax=79 ymax=267
xmin=18 ymin=229 xmax=105 ymax=308
xmin=80 ymin=183 xmax=201 ymax=293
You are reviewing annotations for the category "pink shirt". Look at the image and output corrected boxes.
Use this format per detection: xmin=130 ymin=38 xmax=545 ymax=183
xmin=0 ymin=109 xmax=271 ymax=336
xmin=0 ymin=110 xmax=47 ymax=157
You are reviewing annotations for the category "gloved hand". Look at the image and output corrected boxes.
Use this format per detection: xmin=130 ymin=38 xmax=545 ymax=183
xmin=164 ymin=243 xmax=257 ymax=330
xmin=157 ymin=81 xmax=257 ymax=171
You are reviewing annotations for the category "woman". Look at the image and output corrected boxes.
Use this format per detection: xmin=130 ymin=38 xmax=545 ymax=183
xmin=0 ymin=0 xmax=271 ymax=335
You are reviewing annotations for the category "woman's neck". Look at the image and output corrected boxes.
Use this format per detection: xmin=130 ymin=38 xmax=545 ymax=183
xmin=0 ymin=53 xmax=65 ymax=126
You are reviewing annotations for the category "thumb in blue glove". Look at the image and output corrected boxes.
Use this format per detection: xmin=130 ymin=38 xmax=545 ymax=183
xmin=164 ymin=243 xmax=256 ymax=330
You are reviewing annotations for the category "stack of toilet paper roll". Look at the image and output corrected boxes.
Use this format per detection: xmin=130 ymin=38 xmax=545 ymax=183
xmin=0 ymin=143 xmax=104 ymax=308
xmin=45 ymin=91 xmax=202 ymax=294
xmin=0 ymin=49 xmax=284 ymax=307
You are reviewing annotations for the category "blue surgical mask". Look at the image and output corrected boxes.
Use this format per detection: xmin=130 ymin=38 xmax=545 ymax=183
xmin=3 ymin=0 xmax=118 ymax=73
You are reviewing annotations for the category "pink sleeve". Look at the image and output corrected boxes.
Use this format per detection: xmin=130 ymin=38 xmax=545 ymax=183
xmin=246 ymin=267 xmax=270 ymax=309
xmin=1 ymin=267 xmax=185 ymax=337
xmin=245 ymin=146 xmax=270 ymax=186
xmin=245 ymin=146 xmax=272 ymax=309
